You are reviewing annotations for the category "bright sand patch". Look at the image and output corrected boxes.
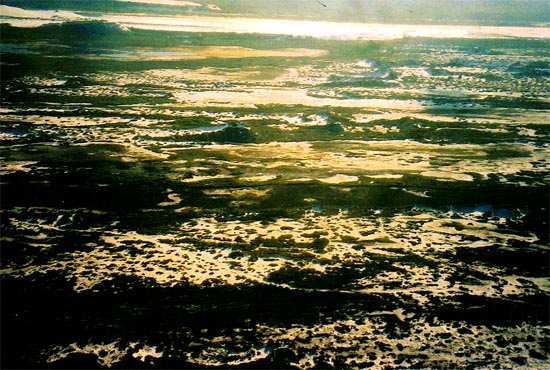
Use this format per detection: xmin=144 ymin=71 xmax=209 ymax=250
xmin=239 ymin=174 xmax=278 ymax=182
xmin=116 ymin=0 xmax=202 ymax=7
xmin=87 ymin=47 xmax=327 ymax=61
xmin=318 ymin=174 xmax=359 ymax=184
xmin=102 ymin=14 xmax=550 ymax=40
xmin=174 ymin=88 xmax=421 ymax=109
xmin=0 ymin=5 xmax=86 ymax=27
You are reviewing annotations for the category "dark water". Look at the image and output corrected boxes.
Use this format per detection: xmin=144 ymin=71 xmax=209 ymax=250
xmin=1 ymin=19 xmax=549 ymax=369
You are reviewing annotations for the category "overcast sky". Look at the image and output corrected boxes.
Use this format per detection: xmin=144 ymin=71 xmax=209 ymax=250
xmin=1 ymin=0 xmax=549 ymax=26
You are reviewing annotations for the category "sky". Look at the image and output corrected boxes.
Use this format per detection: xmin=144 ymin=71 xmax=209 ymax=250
xmin=1 ymin=0 xmax=549 ymax=26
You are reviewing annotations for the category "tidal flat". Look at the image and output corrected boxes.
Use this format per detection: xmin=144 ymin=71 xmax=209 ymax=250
xmin=1 ymin=9 xmax=550 ymax=369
